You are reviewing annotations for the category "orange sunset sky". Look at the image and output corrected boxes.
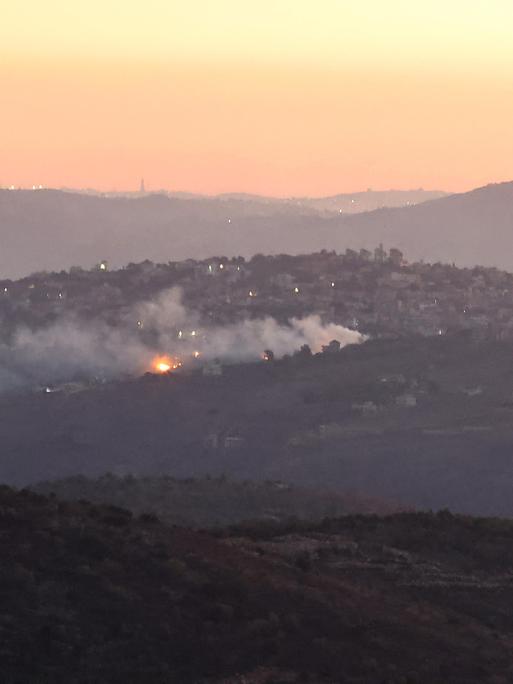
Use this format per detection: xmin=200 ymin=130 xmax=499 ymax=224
xmin=2 ymin=1 xmax=513 ymax=196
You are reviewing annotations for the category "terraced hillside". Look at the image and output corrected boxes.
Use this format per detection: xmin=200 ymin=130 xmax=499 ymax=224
xmin=2 ymin=487 xmax=513 ymax=683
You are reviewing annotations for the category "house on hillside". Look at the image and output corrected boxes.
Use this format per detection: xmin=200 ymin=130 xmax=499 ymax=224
xmin=351 ymin=401 xmax=380 ymax=415
xmin=395 ymin=393 xmax=417 ymax=408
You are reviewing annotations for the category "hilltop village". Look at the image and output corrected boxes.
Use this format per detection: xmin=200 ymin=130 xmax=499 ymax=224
xmin=1 ymin=247 xmax=513 ymax=341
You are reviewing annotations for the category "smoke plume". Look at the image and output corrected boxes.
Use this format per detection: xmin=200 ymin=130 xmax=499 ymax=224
xmin=0 ymin=288 xmax=364 ymax=392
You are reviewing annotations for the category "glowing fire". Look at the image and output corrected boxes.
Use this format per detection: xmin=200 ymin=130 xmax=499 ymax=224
xmin=151 ymin=355 xmax=182 ymax=374
xmin=156 ymin=360 xmax=171 ymax=373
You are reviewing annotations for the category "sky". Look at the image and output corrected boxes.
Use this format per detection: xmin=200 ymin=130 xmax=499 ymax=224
xmin=2 ymin=1 xmax=513 ymax=196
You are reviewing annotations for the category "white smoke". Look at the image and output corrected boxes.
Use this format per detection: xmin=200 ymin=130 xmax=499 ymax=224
xmin=0 ymin=287 xmax=365 ymax=391
xmin=202 ymin=315 xmax=362 ymax=361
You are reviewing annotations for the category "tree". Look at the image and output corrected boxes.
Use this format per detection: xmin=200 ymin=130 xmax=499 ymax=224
xmin=295 ymin=344 xmax=312 ymax=359
xmin=321 ymin=340 xmax=341 ymax=354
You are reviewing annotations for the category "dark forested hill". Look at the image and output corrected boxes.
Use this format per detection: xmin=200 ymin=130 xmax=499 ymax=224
xmin=2 ymin=486 xmax=513 ymax=683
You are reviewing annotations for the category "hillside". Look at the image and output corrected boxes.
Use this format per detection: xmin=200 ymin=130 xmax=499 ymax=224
xmin=4 ymin=182 xmax=511 ymax=278
xmin=213 ymin=188 xmax=447 ymax=214
xmin=0 ymin=189 xmax=319 ymax=278
xmin=334 ymin=181 xmax=513 ymax=269
xmin=32 ymin=475 xmax=402 ymax=527
xmin=5 ymin=335 xmax=513 ymax=516
xmin=2 ymin=486 xmax=513 ymax=683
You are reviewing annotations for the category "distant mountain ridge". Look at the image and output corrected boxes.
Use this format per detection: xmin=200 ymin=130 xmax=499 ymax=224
xmin=332 ymin=181 xmax=513 ymax=268
xmin=63 ymin=187 xmax=447 ymax=213
xmin=209 ymin=188 xmax=447 ymax=214
xmin=0 ymin=182 xmax=512 ymax=278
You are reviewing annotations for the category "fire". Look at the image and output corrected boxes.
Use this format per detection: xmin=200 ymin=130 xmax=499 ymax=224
xmin=151 ymin=355 xmax=182 ymax=374
xmin=156 ymin=360 xmax=171 ymax=373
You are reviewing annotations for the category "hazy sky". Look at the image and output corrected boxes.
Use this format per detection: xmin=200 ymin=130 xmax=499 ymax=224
xmin=2 ymin=1 xmax=513 ymax=195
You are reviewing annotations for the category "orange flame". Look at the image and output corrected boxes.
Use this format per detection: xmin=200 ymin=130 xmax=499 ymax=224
xmin=151 ymin=355 xmax=182 ymax=374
